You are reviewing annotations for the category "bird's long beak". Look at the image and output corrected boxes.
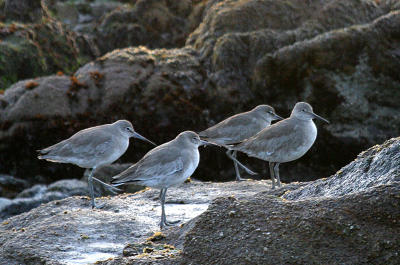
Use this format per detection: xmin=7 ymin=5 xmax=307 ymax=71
xmin=305 ymin=111 xmax=330 ymax=124
xmin=273 ymin=113 xmax=284 ymax=121
xmin=200 ymin=139 xmax=219 ymax=147
xmin=132 ymin=131 xmax=157 ymax=146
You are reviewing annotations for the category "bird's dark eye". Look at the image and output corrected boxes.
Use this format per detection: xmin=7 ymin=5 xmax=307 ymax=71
xmin=126 ymin=127 xmax=131 ymax=131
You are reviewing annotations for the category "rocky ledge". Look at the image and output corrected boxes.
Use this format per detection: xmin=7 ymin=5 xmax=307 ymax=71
xmin=0 ymin=136 xmax=399 ymax=265
xmin=1 ymin=0 xmax=400 ymax=185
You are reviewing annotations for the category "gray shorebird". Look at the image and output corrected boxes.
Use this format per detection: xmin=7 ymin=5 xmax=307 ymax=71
xmin=199 ymin=105 xmax=283 ymax=181
xmin=37 ymin=120 xmax=156 ymax=208
xmin=231 ymin=102 xmax=329 ymax=189
xmin=111 ymin=131 xmax=209 ymax=229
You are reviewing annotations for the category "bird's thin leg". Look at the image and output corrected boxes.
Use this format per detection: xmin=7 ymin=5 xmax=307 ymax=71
xmin=269 ymin=162 xmax=276 ymax=189
xmin=160 ymin=188 xmax=167 ymax=229
xmin=225 ymin=150 xmax=258 ymax=176
xmin=92 ymin=177 xmax=122 ymax=194
xmin=274 ymin=162 xmax=281 ymax=187
xmin=159 ymin=188 xmax=180 ymax=229
xmin=232 ymin=150 xmax=245 ymax=181
xmin=88 ymin=168 xmax=98 ymax=208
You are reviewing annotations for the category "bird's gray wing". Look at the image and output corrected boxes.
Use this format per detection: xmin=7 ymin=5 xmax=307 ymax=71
xmin=38 ymin=126 xmax=113 ymax=160
xmin=200 ymin=112 xmax=265 ymax=144
xmin=111 ymin=144 xmax=183 ymax=185
xmin=235 ymin=119 xmax=295 ymax=160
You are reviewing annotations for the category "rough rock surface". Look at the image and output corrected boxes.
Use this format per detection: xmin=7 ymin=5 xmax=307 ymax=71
xmin=99 ymin=137 xmax=400 ymax=265
xmin=0 ymin=174 xmax=29 ymax=198
xmin=1 ymin=137 xmax=399 ymax=264
xmin=0 ymin=46 xmax=209 ymax=182
xmin=95 ymin=0 xmax=207 ymax=54
xmin=0 ymin=180 xmax=272 ymax=265
xmin=0 ymin=179 xmax=90 ymax=221
xmin=4 ymin=0 xmax=49 ymax=23
xmin=0 ymin=0 xmax=96 ymax=89
xmin=1 ymin=0 xmax=400 ymax=185
xmin=284 ymin=136 xmax=400 ymax=200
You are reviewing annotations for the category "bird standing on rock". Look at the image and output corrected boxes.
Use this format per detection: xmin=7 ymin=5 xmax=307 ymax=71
xmin=199 ymin=105 xmax=283 ymax=181
xmin=231 ymin=102 xmax=329 ymax=189
xmin=37 ymin=120 xmax=156 ymax=208
xmin=111 ymin=131 xmax=211 ymax=229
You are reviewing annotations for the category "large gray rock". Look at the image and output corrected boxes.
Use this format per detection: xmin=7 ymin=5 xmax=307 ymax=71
xmin=0 ymin=180 xmax=272 ymax=265
xmin=284 ymin=136 xmax=400 ymax=200
xmin=99 ymin=137 xmax=400 ymax=265
xmin=1 ymin=137 xmax=399 ymax=264
xmin=1 ymin=0 xmax=400 ymax=185
xmin=0 ymin=179 xmax=89 ymax=221
xmin=0 ymin=174 xmax=29 ymax=198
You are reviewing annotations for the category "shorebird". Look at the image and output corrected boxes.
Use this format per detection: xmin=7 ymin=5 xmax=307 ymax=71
xmin=37 ymin=120 xmax=156 ymax=208
xmin=111 ymin=131 xmax=209 ymax=229
xmin=199 ymin=105 xmax=283 ymax=181
xmin=231 ymin=102 xmax=329 ymax=189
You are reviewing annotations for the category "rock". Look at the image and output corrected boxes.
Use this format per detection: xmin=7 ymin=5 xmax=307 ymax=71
xmin=1 ymin=0 xmax=400 ymax=185
xmin=1 ymin=137 xmax=399 ymax=264
xmin=0 ymin=180 xmax=272 ymax=264
xmin=16 ymin=184 xmax=47 ymax=198
xmin=4 ymin=0 xmax=49 ymax=23
xmin=0 ymin=179 xmax=89 ymax=220
xmin=0 ymin=0 xmax=95 ymax=89
xmin=47 ymin=179 xmax=88 ymax=196
xmin=83 ymin=163 xmax=145 ymax=194
xmin=0 ymin=174 xmax=29 ymax=198
xmin=95 ymin=0 xmax=206 ymax=54
xmin=283 ymin=136 xmax=400 ymax=200
xmin=99 ymin=137 xmax=400 ymax=265
xmin=0 ymin=46 xmax=210 ymax=183
xmin=179 ymin=183 xmax=400 ymax=265
xmin=0 ymin=197 xmax=12 ymax=212
xmin=186 ymin=0 xmax=400 ymax=182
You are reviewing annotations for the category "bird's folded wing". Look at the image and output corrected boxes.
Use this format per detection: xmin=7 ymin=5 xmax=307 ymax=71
xmin=236 ymin=119 xmax=294 ymax=160
xmin=39 ymin=129 xmax=113 ymax=159
xmin=112 ymin=146 xmax=183 ymax=184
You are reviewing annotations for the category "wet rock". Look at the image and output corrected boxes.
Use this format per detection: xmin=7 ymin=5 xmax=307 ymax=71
xmin=97 ymin=136 xmax=400 ymax=265
xmin=179 ymin=183 xmax=400 ymax=265
xmin=1 ymin=0 xmax=400 ymax=185
xmin=0 ymin=174 xmax=29 ymax=198
xmin=1 ymin=137 xmax=399 ymax=264
xmin=84 ymin=163 xmax=145 ymax=194
xmin=0 ymin=180 xmax=271 ymax=265
xmin=0 ymin=179 xmax=89 ymax=220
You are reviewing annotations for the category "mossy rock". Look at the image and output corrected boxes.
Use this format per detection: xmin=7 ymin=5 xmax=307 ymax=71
xmin=0 ymin=20 xmax=90 ymax=89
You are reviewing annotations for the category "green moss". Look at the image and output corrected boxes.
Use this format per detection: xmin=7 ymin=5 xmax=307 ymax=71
xmin=0 ymin=19 xmax=90 ymax=90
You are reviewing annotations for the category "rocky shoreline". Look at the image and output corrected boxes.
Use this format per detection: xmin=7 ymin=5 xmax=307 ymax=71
xmin=0 ymin=136 xmax=399 ymax=264
xmin=0 ymin=1 xmax=399 ymax=264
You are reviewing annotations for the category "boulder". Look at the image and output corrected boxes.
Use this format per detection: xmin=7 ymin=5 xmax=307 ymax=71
xmin=95 ymin=0 xmax=207 ymax=54
xmin=1 ymin=0 xmax=400 ymax=185
xmin=4 ymin=0 xmax=49 ymax=23
xmin=0 ymin=0 xmax=96 ymax=89
xmin=0 ymin=174 xmax=29 ymax=198
xmin=187 ymin=0 xmax=400 ymax=182
xmin=0 ymin=180 xmax=272 ymax=265
xmin=1 ymin=137 xmax=399 ymax=264
xmin=283 ymin=136 xmax=400 ymax=200
xmin=0 ymin=179 xmax=89 ymax=220
xmin=0 ymin=46 xmax=210 ymax=182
